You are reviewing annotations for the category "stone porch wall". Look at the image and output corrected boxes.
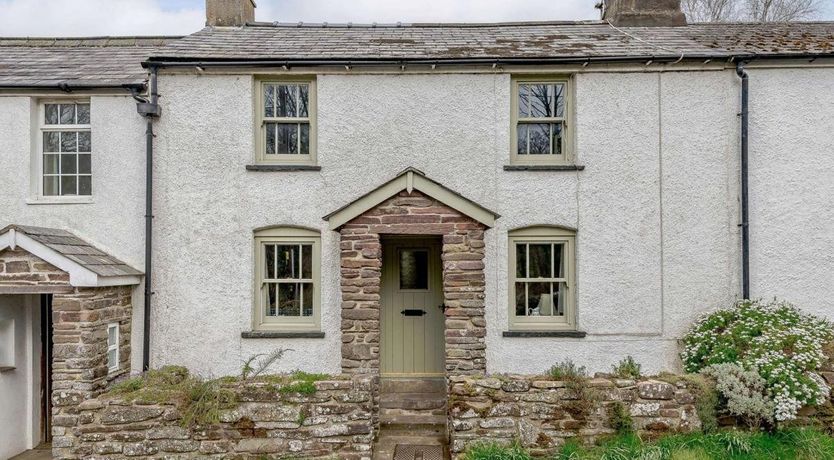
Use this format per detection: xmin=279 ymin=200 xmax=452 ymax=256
xmin=60 ymin=376 xmax=375 ymax=459
xmin=0 ymin=247 xmax=134 ymax=456
xmin=339 ymin=190 xmax=487 ymax=375
xmin=448 ymin=374 xmax=700 ymax=457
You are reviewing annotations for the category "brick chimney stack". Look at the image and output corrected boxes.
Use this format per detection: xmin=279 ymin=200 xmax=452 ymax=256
xmin=206 ymin=0 xmax=256 ymax=27
xmin=602 ymin=0 xmax=687 ymax=26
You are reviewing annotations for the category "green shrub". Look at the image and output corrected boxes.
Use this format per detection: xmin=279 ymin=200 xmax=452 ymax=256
xmin=608 ymin=401 xmax=634 ymax=435
xmin=462 ymin=441 xmax=531 ymax=460
xmin=680 ymin=299 xmax=834 ymax=423
xmin=703 ymin=363 xmax=773 ymax=427
xmin=612 ymin=356 xmax=642 ymax=379
xmin=548 ymin=359 xmax=587 ymax=382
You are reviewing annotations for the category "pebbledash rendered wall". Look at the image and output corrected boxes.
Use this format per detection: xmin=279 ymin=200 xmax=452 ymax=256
xmin=146 ymin=65 xmax=834 ymax=377
xmin=0 ymin=95 xmax=148 ymax=373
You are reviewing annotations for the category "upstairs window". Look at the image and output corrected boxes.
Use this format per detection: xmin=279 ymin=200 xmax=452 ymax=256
xmin=254 ymin=227 xmax=321 ymax=331
xmin=40 ymin=101 xmax=92 ymax=196
xmin=508 ymin=226 xmax=576 ymax=330
xmin=511 ymin=78 xmax=571 ymax=165
xmin=256 ymin=78 xmax=316 ymax=165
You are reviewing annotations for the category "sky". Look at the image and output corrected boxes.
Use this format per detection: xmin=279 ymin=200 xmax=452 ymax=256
xmin=0 ymin=0 xmax=832 ymax=37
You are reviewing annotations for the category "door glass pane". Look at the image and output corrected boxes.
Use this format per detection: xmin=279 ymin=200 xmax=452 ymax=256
xmin=77 ymin=104 xmax=90 ymax=124
xmin=43 ymin=132 xmax=59 ymax=152
xmin=276 ymin=123 xmax=298 ymax=154
xmin=515 ymin=282 xmax=527 ymax=316
xmin=45 ymin=104 xmax=59 ymax=124
xmin=78 ymin=176 xmax=92 ymax=196
xmin=400 ymin=249 xmax=428 ymax=290
xmin=302 ymin=283 xmax=313 ymax=317
xmin=527 ymin=282 xmax=552 ymax=316
xmin=277 ymin=283 xmax=301 ymax=316
xmin=528 ymin=123 xmax=550 ymax=155
xmin=528 ymin=244 xmax=552 ymax=278
xmin=276 ymin=245 xmax=300 ymax=279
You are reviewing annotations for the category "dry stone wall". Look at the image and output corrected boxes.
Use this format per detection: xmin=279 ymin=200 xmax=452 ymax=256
xmin=59 ymin=376 xmax=375 ymax=459
xmin=448 ymin=374 xmax=701 ymax=457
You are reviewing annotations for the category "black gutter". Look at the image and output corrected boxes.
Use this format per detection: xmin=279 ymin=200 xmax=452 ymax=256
xmin=141 ymin=66 xmax=160 ymax=371
xmin=142 ymin=52 xmax=834 ymax=69
xmin=0 ymin=83 xmax=146 ymax=91
xmin=736 ymin=61 xmax=750 ymax=300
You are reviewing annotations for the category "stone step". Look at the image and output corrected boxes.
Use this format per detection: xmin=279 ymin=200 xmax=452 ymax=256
xmin=380 ymin=378 xmax=446 ymax=394
xmin=380 ymin=392 xmax=447 ymax=410
xmin=379 ymin=412 xmax=447 ymax=426
xmin=379 ymin=422 xmax=447 ymax=437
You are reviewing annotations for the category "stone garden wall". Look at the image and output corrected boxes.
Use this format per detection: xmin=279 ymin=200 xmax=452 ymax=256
xmin=57 ymin=376 xmax=375 ymax=459
xmin=448 ymin=374 xmax=701 ymax=457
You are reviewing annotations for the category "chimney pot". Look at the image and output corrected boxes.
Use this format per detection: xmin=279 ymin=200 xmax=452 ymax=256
xmin=602 ymin=0 xmax=687 ymax=26
xmin=206 ymin=0 xmax=256 ymax=27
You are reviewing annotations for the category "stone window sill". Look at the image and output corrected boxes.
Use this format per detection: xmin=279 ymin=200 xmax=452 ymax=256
xmin=503 ymin=164 xmax=585 ymax=171
xmin=242 ymin=331 xmax=325 ymax=339
xmin=502 ymin=330 xmax=587 ymax=338
xmin=26 ymin=197 xmax=94 ymax=205
xmin=245 ymin=164 xmax=322 ymax=172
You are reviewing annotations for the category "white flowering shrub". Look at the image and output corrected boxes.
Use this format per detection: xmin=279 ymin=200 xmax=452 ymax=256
xmin=681 ymin=299 xmax=834 ymax=423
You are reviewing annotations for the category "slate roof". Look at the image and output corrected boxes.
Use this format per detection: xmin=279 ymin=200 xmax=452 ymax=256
xmin=0 ymin=36 xmax=179 ymax=88
xmin=149 ymin=21 xmax=834 ymax=62
xmin=1 ymin=224 xmax=142 ymax=277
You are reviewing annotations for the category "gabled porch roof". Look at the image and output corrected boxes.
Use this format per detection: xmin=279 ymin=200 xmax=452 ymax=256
xmin=0 ymin=224 xmax=142 ymax=287
xmin=323 ymin=167 xmax=499 ymax=230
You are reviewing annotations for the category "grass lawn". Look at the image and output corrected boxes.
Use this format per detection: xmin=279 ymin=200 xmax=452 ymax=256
xmin=463 ymin=428 xmax=834 ymax=460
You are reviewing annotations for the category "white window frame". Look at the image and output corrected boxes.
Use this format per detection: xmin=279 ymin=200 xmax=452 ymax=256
xmin=254 ymin=77 xmax=317 ymax=165
xmin=253 ymin=227 xmax=321 ymax=331
xmin=106 ymin=323 xmax=119 ymax=373
xmin=508 ymin=226 xmax=576 ymax=331
xmin=34 ymin=99 xmax=93 ymax=203
xmin=510 ymin=76 xmax=574 ymax=165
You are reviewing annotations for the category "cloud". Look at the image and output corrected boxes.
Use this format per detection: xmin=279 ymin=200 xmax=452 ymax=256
xmin=0 ymin=0 xmax=204 ymax=37
xmin=0 ymin=0 xmax=601 ymax=37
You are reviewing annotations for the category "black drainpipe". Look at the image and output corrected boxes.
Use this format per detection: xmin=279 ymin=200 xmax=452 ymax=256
xmin=736 ymin=61 xmax=750 ymax=300
xmin=135 ymin=66 xmax=161 ymax=371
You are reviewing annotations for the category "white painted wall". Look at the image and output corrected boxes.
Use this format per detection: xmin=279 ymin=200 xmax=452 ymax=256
xmin=4 ymin=63 xmax=832 ymax=379
xmin=0 ymin=95 xmax=147 ymax=373
xmin=0 ymin=295 xmax=41 ymax=459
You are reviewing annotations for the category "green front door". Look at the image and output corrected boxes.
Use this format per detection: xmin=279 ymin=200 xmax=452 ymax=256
xmin=380 ymin=237 xmax=445 ymax=377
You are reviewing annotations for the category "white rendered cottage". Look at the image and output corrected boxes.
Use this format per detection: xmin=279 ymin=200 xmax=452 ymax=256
xmin=1 ymin=0 xmax=834 ymax=457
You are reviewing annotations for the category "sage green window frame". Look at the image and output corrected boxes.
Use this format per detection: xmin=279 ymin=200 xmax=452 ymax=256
xmin=253 ymin=227 xmax=321 ymax=331
xmin=508 ymin=226 xmax=576 ymax=331
xmin=510 ymin=76 xmax=574 ymax=165
xmin=254 ymin=76 xmax=317 ymax=165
